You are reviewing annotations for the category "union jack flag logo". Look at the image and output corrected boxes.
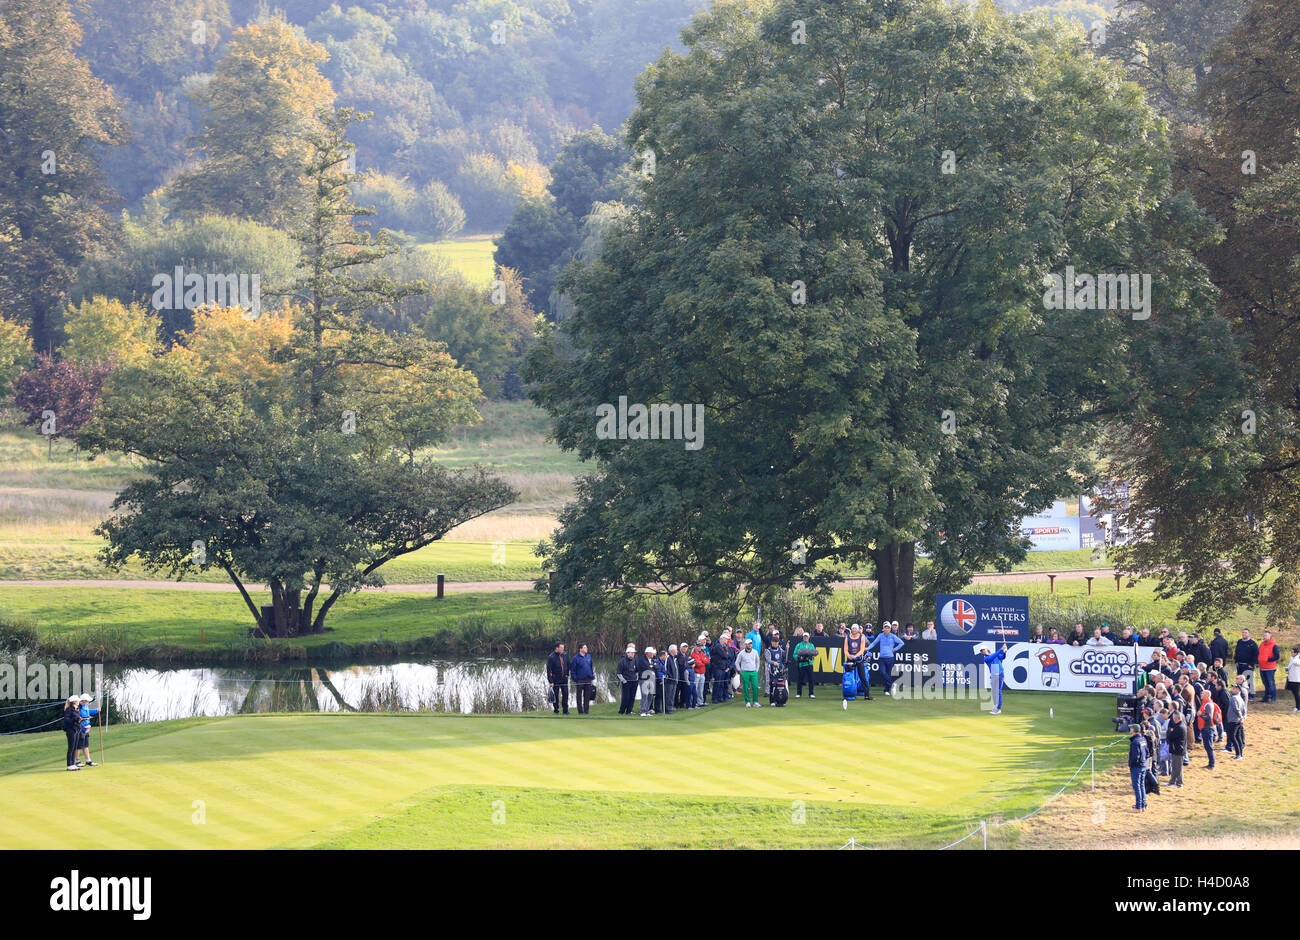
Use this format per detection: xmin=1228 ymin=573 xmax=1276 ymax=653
xmin=940 ymin=598 xmax=978 ymax=635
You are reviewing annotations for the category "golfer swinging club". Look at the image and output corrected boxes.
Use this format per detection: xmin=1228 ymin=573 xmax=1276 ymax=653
xmin=975 ymin=641 xmax=1008 ymax=715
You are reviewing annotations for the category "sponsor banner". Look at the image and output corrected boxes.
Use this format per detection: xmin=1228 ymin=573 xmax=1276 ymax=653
xmin=935 ymin=593 xmax=1029 ymax=643
xmin=1003 ymin=642 xmax=1138 ymax=693
xmin=1020 ymin=518 xmax=1080 ymax=551
xmin=801 ymin=636 xmax=937 ymax=685
xmin=935 ymin=594 xmax=1030 ymax=689
xmin=1018 ymin=501 xmax=1081 ymax=551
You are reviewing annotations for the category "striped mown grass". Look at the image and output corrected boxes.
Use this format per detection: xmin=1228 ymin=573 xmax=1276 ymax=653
xmin=0 ymin=691 xmax=1120 ymax=849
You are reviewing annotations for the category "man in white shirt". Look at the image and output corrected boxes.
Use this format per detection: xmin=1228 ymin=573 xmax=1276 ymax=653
xmin=1086 ymin=627 xmax=1114 ymax=647
xmin=921 ymin=620 xmax=937 ymax=640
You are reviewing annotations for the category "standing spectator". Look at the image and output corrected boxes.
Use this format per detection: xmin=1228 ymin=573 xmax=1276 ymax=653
xmin=1210 ymin=628 xmax=1230 ymax=665
xmin=736 ymin=638 xmax=762 ymax=708
xmin=762 ymin=633 xmax=784 ymax=696
xmin=745 ymin=621 xmax=763 ymax=658
xmin=1114 ymin=626 xmax=1136 ymax=647
xmin=1152 ymin=707 xmax=1170 ymax=776
xmin=793 ymin=631 xmax=817 ymax=698
xmin=1284 ymin=645 xmax=1300 ymax=711
xmin=1209 ymin=673 xmax=1230 ymax=746
xmin=1234 ymin=629 xmax=1260 ymax=700
xmin=1257 ymin=631 xmax=1280 ymax=704
xmin=691 ymin=635 xmax=710 ymax=707
xmin=637 ymin=646 xmax=656 ymax=717
xmin=1225 ymin=683 xmax=1247 ymax=759
xmin=1046 ymin=627 xmax=1065 ymax=644
xmin=1187 ymin=633 xmax=1211 ymax=666
xmin=570 ymin=643 xmax=595 ymax=715
xmin=711 ymin=634 xmax=731 ymax=703
xmin=677 ymin=643 xmax=695 ymax=708
xmin=546 ymin=642 xmax=570 ymax=715
xmin=1196 ymin=691 xmax=1221 ymax=769
xmin=1067 ymin=624 xmax=1087 ymax=646
xmin=1100 ymin=622 xmax=1117 ymax=645
xmin=659 ymin=647 xmax=677 ymax=715
xmin=866 ymin=623 xmax=905 ymax=696
xmin=617 ymin=645 xmax=639 ymax=715
xmin=1128 ymin=723 xmax=1149 ymax=812
xmin=1178 ymin=687 xmax=1196 ymax=764
xmin=1138 ymin=627 xmax=1156 ymax=647
xmin=901 ymin=622 xmax=918 ymax=641
xmin=921 ymin=620 xmax=937 ymax=640
xmin=1028 ymin=624 xmax=1046 ymax=643
xmin=1210 ymin=657 xmax=1229 ymax=685
xmin=1166 ymin=710 xmax=1186 ymax=787
xmin=61 ymin=696 xmax=81 ymax=772
xmin=812 ymin=622 xmax=828 ymax=639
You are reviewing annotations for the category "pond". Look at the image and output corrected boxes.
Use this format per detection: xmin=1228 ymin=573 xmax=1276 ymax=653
xmin=102 ymin=657 xmax=622 ymax=722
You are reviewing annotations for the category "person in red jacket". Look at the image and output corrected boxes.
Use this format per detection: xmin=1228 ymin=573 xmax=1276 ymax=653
xmin=1196 ymin=690 xmax=1222 ymax=769
xmin=1257 ymin=631 xmax=1281 ymax=704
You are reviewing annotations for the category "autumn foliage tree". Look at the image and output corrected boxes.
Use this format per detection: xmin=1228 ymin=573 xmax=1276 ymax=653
xmin=11 ymin=354 xmax=111 ymax=456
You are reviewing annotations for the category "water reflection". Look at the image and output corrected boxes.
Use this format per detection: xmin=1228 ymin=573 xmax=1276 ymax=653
xmin=106 ymin=659 xmax=616 ymax=722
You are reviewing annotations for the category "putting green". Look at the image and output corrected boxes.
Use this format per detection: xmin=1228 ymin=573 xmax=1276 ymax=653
xmin=0 ymin=693 xmax=1121 ymax=849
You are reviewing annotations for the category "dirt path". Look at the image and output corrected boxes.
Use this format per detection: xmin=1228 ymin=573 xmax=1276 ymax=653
xmin=0 ymin=567 xmax=1117 ymax=593
xmin=1015 ymin=702 xmax=1300 ymax=848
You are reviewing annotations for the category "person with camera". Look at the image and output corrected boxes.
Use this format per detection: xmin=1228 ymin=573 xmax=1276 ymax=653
xmin=793 ymin=631 xmax=817 ymax=698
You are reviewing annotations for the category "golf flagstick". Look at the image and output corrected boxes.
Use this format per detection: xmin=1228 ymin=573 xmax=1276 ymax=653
xmin=99 ymin=682 xmax=106 ymax=765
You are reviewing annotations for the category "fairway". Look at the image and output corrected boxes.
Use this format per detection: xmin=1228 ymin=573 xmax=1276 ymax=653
xmin=0 ymin=693 xmax=1121 ymax=849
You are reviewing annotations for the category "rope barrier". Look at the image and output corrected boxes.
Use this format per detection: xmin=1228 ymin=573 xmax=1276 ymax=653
xmin=0 ymin=700 xmax=64 ymax=715
xmin=921 ymin=735 xmax=1128 ymax=848
xmin=0 ymin=716 xmax=64 ymax=735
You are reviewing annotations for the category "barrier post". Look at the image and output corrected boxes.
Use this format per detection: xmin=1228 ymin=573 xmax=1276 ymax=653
xmin=981 ymin=820 xmax=987 ymax=850
xmin=1090 ymin=748 xmax=1095 ymax=791
xmin=1085 ymin=576 xmax=1095 ymax=595
xmin=1048 ymin=574 xmax=1056 ymax=594
xmin=436 ymin=573 xmax=445 ymax=599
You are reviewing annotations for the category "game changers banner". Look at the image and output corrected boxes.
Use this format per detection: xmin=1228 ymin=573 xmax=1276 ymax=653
xmin=1002 ymin=643 xmax=1139 ymax=694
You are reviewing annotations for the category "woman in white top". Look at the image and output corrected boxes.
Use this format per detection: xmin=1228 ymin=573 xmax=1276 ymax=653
xmin=1285 ymin=646 xmax=1300 ymax=711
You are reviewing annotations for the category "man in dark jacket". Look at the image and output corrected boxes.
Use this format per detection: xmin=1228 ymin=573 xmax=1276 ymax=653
xmin=1210 ymin=629 xmax=1230 ymax=665
xmin=1128 ymin=724 xmax=1150 ymax=810
xmin=546 ymin=642 xmax=569 ymax=715
xmin=676 ymin=644 xmax=694 ymax=708
xmin=658 ymin=647 xmax=676 ymax=714
xmin=616 ymin=644 xmax=639 ymax=715
xmin=1186 ymin=634 xmax=1211 ymax=667
xmin=711 ymin=636 xmax=731 ymax=703
xmin=1166 ymin=711 xmax=1186 ymax=787
xmin=1234 ymin=629 xmax=1260 ymax=700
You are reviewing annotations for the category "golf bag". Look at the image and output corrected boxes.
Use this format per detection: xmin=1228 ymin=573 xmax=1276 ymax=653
xmin=842 ymin=665 xmax=858 ymax=700
xmin=768 ymin=661 xmax=789 ymax=706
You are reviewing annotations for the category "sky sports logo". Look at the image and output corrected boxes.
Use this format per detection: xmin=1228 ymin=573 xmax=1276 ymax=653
xmin=49 ymin=871 xmax=151 ymax=920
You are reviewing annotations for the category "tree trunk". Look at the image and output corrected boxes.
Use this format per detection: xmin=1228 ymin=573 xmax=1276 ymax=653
xmin=872 ymin=540 xmax=916 ymax=625
xmin=266 ymin=583 xmax=305 ymax=638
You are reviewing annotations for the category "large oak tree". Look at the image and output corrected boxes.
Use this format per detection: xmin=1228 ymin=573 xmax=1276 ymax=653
xmin=527 ymin=0 xmax=1225 ymax=624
